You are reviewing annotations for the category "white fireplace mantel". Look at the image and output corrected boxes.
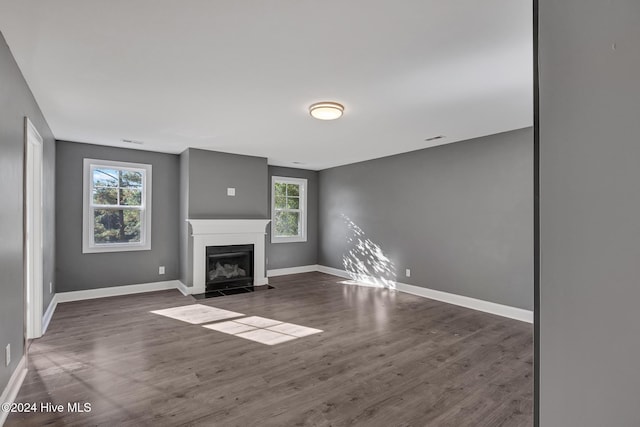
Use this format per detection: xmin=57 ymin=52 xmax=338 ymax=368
xmin=187 ymin=219 xmax=270 ymax=294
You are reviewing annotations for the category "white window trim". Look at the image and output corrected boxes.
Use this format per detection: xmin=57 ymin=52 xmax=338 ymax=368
xmin=82 ymin=158 xmax=152 ymax=253
xmin=271 ymin=176 xmax=307 ymax=244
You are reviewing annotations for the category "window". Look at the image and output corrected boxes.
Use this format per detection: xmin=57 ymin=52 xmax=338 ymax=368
xmin=82 ymin=159 xmax=152 ymax=253
xmin=271 ymin=176 xmax=307 ymax=243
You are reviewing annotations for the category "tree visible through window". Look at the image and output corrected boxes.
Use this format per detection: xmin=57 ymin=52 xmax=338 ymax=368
xmin=272 ymin=176 xmax=307 ymax=243
xmin=92 ymin=167 xmax=143 ymax=243
xmin=83 ymin=159 xmax=152 ymax=253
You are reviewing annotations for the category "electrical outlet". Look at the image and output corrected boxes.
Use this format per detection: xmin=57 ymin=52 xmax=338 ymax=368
xmin=5 ymin=344 xmax=10 ymax=367
xmin=159 ymin=266 xmax=165 ymax=275
xmin=49 ymin=281 xmax=53 ymax=294
xmin=227 ymin=187 xmax=236 ymax=196
xmin=405 ymin=269 xmax=411 ymax=278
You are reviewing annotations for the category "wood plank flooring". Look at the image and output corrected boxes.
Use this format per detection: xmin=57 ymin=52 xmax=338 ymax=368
xmin=6 ymin=272 xmax=533 ymax=426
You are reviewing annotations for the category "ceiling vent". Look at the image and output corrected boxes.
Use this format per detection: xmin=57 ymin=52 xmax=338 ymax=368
xmin=425 ymin=135 xmax=445 ymax=142
xmin=121 ymin=139 xmax=144 ymax=145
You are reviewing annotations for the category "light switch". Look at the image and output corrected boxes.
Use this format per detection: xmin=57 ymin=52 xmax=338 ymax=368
xmin=227 ymin=187 xmax=236 ymax=196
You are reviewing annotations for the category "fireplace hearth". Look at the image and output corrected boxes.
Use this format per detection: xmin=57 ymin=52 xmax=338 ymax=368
xmin=206 ymin=244 xmax=253 ymax=291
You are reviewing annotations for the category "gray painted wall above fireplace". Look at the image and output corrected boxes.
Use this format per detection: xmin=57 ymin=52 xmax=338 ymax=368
xmin=179 ymin=148 xmax=269 ymax=287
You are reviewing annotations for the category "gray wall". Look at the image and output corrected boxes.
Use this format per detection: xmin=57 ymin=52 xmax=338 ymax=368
xmin=319 ymin=128 xmax=533 ymax=310
xmin=55 ymin=141 xmax=180 ymax=291
xmin=539 ymin=1 xmax=640 ymax=425
xmin=0 ymin=32 xmax=55 ymax=393
xmin=267 ymin=166 xmax=319 ymax=270
xmin=187 ymin=148 xmax=268 ymax=219
xmin=180 ymin=148 xmax=269 ymax=286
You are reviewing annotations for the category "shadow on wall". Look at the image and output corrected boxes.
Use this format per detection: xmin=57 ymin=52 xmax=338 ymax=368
xmin=341 ymin=214 xmax=397 ymax=289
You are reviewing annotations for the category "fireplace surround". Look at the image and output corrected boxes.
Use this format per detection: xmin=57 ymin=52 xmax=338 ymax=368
xmin=187 ymin=219 xmax=270 ymax=295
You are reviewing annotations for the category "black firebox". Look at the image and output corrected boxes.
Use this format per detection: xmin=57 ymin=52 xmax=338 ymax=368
xmin=205 ymin=244 xmax=254 ymax=291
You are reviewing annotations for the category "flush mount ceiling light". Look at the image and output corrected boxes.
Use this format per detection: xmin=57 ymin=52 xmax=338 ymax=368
xmin=309 ymin=102 xmax=344 ymax=120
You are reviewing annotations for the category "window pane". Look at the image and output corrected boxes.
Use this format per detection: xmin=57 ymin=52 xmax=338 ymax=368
xmin=275 ymin=211 xmax=300 ymax=237
xmin=120 ymin=189 xmax=142 ymax=206
xmin=274 ymin=182 xmax=287 ymax=197
xmin=275 ymin=195 xmax=286 ymax=209
xmin=93 ymin=209 xmax=141 ymax=244
xmin=93 ymin=188 xmax=117 ymax=205
xmin=286 ymin=183 xmax=300 ymax=197
xmin=120 ymin=170 xmax=143 ymax=188
xmin=287 ymin=196 xmax=299 ymax=209
xmin=93 ymin=168 xmax=119 ymax=187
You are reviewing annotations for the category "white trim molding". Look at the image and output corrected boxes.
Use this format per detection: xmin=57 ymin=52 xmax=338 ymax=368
xmin=267 ymin=265 xmax=319 ymax=277
xmin=56 ymin=280 xmax=184 ymax=303
xmin=42 ymin=294 xmax=59 ymax=334
xmin=176 ymin=280 xmax=191 ymax=296
xmin=316 ymin=265 xmax=533 ymax=323
xmin=38 ymin=281 xmax=190 ymax=335
xmin=395 ymin=282 xmax=533 ymax=323
xmin=0 ymin=356 xmax=28 ymax=426
xmin=317 ymin=265 xmax=351 ymax=279
xmin=24 ymin=117 xmax=44 ymax=340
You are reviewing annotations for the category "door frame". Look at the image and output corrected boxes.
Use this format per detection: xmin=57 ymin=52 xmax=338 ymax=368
xmin=24 ymin=117 xmax=44 ymax=339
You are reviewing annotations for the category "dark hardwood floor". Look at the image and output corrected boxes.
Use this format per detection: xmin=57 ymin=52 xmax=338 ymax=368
xmin=7 ymin=273 xmax=533 ymax=426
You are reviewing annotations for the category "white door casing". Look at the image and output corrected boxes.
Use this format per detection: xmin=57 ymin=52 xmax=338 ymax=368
xmin=25 ymin=117 xmax=44 ymax=339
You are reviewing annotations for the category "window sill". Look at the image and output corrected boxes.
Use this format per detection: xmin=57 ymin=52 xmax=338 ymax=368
xmin=271 ymin=237 xmax=307 ymax=244
xmin=82 ymin=243 xmax=151 ymax=254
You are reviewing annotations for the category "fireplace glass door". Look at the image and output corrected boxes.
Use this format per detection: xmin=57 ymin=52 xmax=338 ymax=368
xmin=205 ymin=244 xmax=254 ymax=291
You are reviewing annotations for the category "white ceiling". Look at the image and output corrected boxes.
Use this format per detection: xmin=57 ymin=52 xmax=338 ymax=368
xmin=0 ymin=0 xmax=532 ymax=170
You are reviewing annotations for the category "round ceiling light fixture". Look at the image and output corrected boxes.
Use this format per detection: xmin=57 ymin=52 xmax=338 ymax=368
xmin=309 ymin=101 xmax=344 ymax=120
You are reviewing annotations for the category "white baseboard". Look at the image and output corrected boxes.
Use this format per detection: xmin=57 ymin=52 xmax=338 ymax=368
xmin=0 ymin=356 xmax=27 ymax=427
xmin=42 ymin=294 xmax=58 ymax=334
xmin=47 ymin=268 xmax=531 ymax=326
xmin=316 ymin=265 xmax=533 ymax=323
xmin=176 ymin=280 xmax=191 ymax=296
xmin=267 ymin=265 xmax=319 ymax=277
xmin=56 ymin=280 xmax=185 ymax=303
xmin=395 ymin=282 xmax=533 ymax=323
xmin=316 ymin=265 xmax=351 ymax=279
xmin=40 ymin=281 xmax=191 ymax=337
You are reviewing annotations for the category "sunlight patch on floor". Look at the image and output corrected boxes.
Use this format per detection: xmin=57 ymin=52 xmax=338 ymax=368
xmin=151 ymin=305 xmax=323 ymax=345
xmin=203 ymin=317 xmax=323 ymax=345
xmin=150 ymin=304 xmax=244 ymax=324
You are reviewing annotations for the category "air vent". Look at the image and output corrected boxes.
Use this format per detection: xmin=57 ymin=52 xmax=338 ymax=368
xmin=425 ymin=135 xmax=445 ymax=142
xmin=121 ymin=139 xmax=144 ymax=145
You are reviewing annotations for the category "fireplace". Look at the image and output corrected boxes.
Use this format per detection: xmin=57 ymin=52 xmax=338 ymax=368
xmin=186 ymin=219 xmax=270 ymax=295
xmin=206 ymin=244 xmax=253 ymax=291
